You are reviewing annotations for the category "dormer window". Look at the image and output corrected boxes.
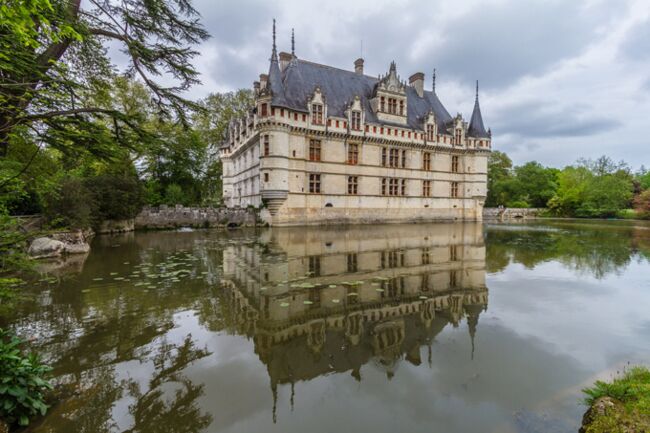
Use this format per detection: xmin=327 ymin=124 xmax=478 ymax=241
xmin=399 ymin=101 xmax=404 ymax=116
xmin=261 ymin=103 xmax=268 ymax=117
xmin=380 ymin=97 xmax=385 ymax=112
xmin=351 ymin=111 xmax=361 ymax=130
xmin=427 ymin=124 xmax=435 ymax=141
xmin=455 ymin=129 xmax=462 ymax=145
xmin=312 ymin=104 xmax=323 ymax=125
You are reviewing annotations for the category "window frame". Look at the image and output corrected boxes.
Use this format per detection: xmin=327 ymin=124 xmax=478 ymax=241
xmin=309 ymin=139 xmax=321 ymax=161
xmin=309 ymin=173 xmax=321 ymax=194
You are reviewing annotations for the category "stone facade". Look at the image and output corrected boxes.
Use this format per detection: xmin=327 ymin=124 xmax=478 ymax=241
xmin=220 ymin=223 xmax=487 ymax=390
xmin=220 ymin=22 xmax=492 ymax=226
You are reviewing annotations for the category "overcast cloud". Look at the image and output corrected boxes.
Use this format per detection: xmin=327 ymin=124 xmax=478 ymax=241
xmin=180 ymin=0 xmax=650 ymax=168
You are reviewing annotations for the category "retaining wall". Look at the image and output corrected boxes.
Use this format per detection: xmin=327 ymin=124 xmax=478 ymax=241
xmin=134 ymin=205 xmax=259 ymax=229
xmin=483 ymin=207 xmax=544 ymax=220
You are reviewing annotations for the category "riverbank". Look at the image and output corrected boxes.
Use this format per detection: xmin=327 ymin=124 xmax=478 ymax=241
xmin=580 ymin=366 xmax=650 ymax=432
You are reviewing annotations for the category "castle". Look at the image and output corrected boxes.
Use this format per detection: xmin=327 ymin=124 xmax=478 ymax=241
xmin=220 ymin=21 xmax=492 ymax=226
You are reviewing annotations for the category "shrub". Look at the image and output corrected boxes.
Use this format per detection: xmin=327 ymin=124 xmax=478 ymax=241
xmin=86 ymin=174 xmax=145 ymax=222
xmin=43 ymin=177 xmax=96 ymax=229
xmin=507 ymin=200 xmax=530 ymax=208
xmin=0 ymin=329 xmax=52 ymax=427
xmin=164 ymin=183 xmax=185 ymax=206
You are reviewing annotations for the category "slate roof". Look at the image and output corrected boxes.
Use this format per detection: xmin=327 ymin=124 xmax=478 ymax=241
xmin=268 ymin=58 xmax=455 ymax=132
xmin=467 ymin=83 xmax=489 ymax=138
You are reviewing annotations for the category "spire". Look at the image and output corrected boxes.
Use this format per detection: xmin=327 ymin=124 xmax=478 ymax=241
xmin=271 ymin=18 xmax=277 ymax=60
xmin=267 ymin=18 xmax=288 ymax=106
xmin=389 ymin=60 xmax=396 ymax=73
xmin=291 ymin=28 xmax=295 ymax=57
xmin=432 ymin=69 xmax=436 ymax=93
xmin=467 ymin=80 xmax=489 ymax=138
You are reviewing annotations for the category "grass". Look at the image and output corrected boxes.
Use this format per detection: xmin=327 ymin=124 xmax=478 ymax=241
xmin=581 ymin=366 xmax=650 ymax=433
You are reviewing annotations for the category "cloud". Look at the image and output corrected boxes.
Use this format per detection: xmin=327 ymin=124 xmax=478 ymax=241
xmin=492 ymin=100 xmax=621 ymax=138
xmin=164 ymin=0 xmax=650 ymax=168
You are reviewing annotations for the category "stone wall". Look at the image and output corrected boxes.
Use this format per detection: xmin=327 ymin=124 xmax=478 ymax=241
xmin=483 ymin=207 xmax=544 ymax=220
xmin=134 ymin=205 xmax=259 ymax=229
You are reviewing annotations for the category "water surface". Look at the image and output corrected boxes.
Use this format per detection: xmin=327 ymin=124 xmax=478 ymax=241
xmin=9 ymin=220 xmax=650 ymax=433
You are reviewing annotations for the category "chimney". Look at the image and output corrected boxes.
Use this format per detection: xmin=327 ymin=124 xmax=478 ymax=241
xmin=260 ymin=74 xmax=268 ymax=90
xmin=409 ymin=72 xmax=424 ymax=97
xmin=354 ymin=58 xmax=364 ymax=75
xmin=253 ymin=80 xmax=260 ymax=95
xmin=279 ymin=52 xmax=292 ymax=71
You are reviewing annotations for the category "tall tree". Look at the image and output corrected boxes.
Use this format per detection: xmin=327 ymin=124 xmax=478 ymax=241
xmin=1 ymin=0 xmax=209 ymax=158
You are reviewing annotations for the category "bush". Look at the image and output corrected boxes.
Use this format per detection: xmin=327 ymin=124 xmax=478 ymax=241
xmin=507 ymin=200 xmax=530 ymax=208
xmin=43 ymin=177 xmax=96 ymax=229
xmin=86 ymin=174 xmax=145 ymax=222
xmin=0 ymin=329 xmax=52 ymax=427
xmin=164 ymin=183 xmax=185 ymax=206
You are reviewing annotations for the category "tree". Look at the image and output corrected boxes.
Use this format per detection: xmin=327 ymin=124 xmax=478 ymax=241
xmin=634 ymin=190 xmax=650 ymax=219
xmin=512 ymin=162 xmax=558 ymax=208
xmin=1 ymin=0 xmax=209 ymax=159
xmin=486 ymin=150 xmax=513 ymax=207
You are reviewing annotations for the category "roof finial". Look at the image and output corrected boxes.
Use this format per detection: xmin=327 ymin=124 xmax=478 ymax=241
xmin=475 ymin=80 xmax=479 ymax=102
xmin=291 ymin=28 xmax=295 ymax=57
xmin=432 ymin=68 xmax=436 ymax=93
xmin=271 ymin=18 xmax=277 ymax=59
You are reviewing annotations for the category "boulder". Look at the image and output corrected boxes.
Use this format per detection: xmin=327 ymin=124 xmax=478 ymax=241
xmin=28 ymin=237 xmax=66 ymax=259
xmin=97 ymin=219 xmax=135 ymax=234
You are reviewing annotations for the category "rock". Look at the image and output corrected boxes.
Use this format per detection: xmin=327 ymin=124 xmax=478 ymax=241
xmin=28 ymin=237 xmax=66 ymax=259
xmin=579 ymin=396 xmax=642 ymax=433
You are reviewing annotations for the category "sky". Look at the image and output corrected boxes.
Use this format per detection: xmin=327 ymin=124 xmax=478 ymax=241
xmin=179 ymin=0 xmax=650 ymax=168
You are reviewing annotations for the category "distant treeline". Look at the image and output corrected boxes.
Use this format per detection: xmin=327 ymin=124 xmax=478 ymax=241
xmin=487 ymin=151 xmax=650 ymax=219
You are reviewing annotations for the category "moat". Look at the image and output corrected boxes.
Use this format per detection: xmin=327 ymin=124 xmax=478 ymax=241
xmin=7 ymin=220 xmax=650 ymax=433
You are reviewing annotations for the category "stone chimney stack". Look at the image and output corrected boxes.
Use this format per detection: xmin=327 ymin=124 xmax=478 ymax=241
xmin=259 ymin=74 xmax=268 ymax=90
xmin=279 ymin=52 xmax=292 ymax=71
xmin=409 ymin=72 xmax=425 ymax=97
xmin=354 ymin=58 xmax=364 ymax=75
xmin=253 ymin=80 xmax=260 ymax=95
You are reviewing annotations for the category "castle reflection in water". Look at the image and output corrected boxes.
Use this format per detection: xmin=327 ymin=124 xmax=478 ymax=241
xmin=220 ymin=223 xmax=487 ymax=417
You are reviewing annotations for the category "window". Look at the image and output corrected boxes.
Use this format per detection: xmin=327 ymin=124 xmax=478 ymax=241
xmin=381 ymin=147 xmax=387 ymax=167
xmin=386 ymin=98 xmax=397 ymax=114
xmin=312 ymin=104 xmax=323 ymax=124
xmin=389 ymin=178 xmax=399 ymax=196
xmin=449 ymin=270 xmax=457 ymax=287
xmin=422 ymin=248 xmax=430 ymax=265
xmin=263 ymin=135 xmax=270 ymax=156
xmin=261 ymin=103 xmax=268 ymax=117
xmin=451 ymin=155 xmax=459 ymax=173
xmin=401 ymin=150 xmax=407 ymax=168
xmin=423 ymin=180 xmax=431 ymax=197
xmin=389 ymin=148 xmax=398 ymax=167
xmin=351 ymin=111 xmax=361 ymax=130
xmin=401 ymin=179 xmax=407 ymax=196
xmin=309 ymin=256 xmax=321 ymax=277
xmin=347 ymin=143 xmax=359 ymax=165
xmin=427 ymin=124 xmax=435 ymax=141
xmin=455 ymin=129 xmax=462 ymax=145
xmin=347 ymin=176 xmax=358 ymax=195
xmin=380 ymin=96 xmax=385 ymax=112
xmin=450 ymin=245 xmax=458 ymax=261
xmin=381 ymin=178 xmax=387 ymax=195
xmin=347 ymin=253 xmax=358 ymax=273
xmin=264 ymin=172 xmax=269 ymax=182
xmin=451 ymin=181 xmax=459 ymax=198
xmin=399 ymin=100 xmax=404 ymax=116
xmin=309 ymin=174 xmax=321 ymax=193
xmin=309 ymin=139 xmax=321 ymax=161
xmin=423 ymin=152 xmax=431 ymax=171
